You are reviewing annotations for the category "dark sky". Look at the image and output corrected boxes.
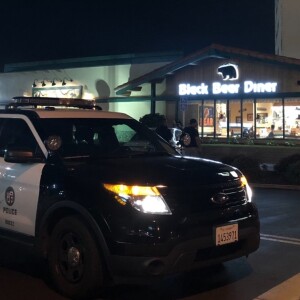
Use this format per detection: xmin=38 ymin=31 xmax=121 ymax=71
xmin=0 ymin=0 xmax=275 ymax=71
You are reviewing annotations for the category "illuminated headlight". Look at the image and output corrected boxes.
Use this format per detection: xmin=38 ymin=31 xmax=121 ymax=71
xmin=103 ymin=184 xmax=172 ymax=215
xmin=241 ymin=176 xmax=252 ymax=202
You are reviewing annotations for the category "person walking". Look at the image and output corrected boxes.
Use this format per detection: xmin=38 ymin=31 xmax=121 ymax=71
xmin=181 ymin=118 xmax=202 ymax=156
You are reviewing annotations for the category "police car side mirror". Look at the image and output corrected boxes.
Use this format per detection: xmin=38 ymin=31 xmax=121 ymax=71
xmin=4 ymin=149 xmax=44 ymax=163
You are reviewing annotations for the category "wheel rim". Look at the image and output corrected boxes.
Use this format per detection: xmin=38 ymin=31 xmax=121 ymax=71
xmin=57 ymin=232 xmax=85 ymax=283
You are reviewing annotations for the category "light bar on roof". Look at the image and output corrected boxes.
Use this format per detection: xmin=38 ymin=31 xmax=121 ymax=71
xmin=8 ymin=96 xmax=101 ymax=110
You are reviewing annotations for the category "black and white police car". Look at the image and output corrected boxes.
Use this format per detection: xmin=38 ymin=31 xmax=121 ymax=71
xmin=0 ymin=97 xmax=260 ymax=299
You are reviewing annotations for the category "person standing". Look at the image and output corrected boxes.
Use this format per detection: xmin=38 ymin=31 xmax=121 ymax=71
xmin=181 ymin=118 xmax=202 ymax=156
xmin=155 ymin=116 xmax=172 ymax=142
xmin=268 ymin=124 xmax=275 ymax=138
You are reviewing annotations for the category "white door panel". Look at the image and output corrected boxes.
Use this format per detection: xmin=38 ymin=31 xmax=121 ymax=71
xmin=0 ymin=158 xmax=45 ymax=236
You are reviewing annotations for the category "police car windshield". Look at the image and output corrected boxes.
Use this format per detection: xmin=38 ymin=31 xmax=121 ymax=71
xmin=37 ymin=118 xmax=177 ymax=158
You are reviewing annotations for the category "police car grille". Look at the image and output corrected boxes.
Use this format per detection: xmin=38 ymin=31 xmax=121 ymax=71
xmin=205 ymin=181 xmax=246 ymax=208
xmin=165 ymin=180 xmax=247 ymax=213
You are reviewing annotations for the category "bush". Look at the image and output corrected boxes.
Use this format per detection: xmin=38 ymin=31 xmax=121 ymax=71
xmin=284 ymin=161 xmax=300 ymax=184
xmin=227 ymin=137 xmax=239 ymax=144
xmin=226 ymin=155 xmax=260 ymax=180
xmin=139 ymin=113 xmax=165 ymax=128
xmin=275 ymin=154 xmax=300 ymax=173
xmin=208 ymin=138 xmax=219 ymax=144
xmin=265 ymin=140 xmax=278 ymax=146
xmin=220 ymin=155 xmax=235 ymax=165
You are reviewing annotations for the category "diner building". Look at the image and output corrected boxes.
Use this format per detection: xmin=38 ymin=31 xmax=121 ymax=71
xmin=115 ymin=44 xmax=300 ymax=141
xmin=0 ymin=51 xmax=182 ymax=122
xmin=2 ymin=44 xmax=300 ymax=141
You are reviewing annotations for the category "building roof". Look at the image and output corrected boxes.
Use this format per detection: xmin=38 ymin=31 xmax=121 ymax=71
xmin=3 ymin=51 xmax=183 ymax=73
xmin=114 ymin=44 xmax=300 ymax=95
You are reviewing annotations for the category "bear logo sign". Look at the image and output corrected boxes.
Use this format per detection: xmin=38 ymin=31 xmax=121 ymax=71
xmin=217 ymin=63 xmax=239 ymax=81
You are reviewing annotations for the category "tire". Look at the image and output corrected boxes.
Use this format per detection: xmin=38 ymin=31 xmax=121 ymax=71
xmin=48 ymin=215 xmax=104 ymax=299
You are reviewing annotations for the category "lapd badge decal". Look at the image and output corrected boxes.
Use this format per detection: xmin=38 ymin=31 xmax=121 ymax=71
xmin=5 ymin=187 xmax=15 ymax=206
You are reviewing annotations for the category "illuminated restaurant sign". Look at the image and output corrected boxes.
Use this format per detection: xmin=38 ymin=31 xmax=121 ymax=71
xmin=178 ymin=81 xmax=278 ymax=96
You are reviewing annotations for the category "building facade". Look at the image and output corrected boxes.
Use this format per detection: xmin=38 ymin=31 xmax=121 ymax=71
xmin=2 ymin=44 xmax=300 ymax=141
xmin=0 ymin=51 xmax=181 ymax=121
xmin=275 ymin=0 xmax=300 ymax=59
xmin=115 ymin=44 xmax=300 ymax=141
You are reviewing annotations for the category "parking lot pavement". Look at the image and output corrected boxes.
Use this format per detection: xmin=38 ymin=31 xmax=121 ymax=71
xmin=253 ymin=273 xmax=300 ymax=300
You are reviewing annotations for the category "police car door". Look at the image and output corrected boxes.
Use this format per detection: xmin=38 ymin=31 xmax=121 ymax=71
xmin=0 ymin=115 xmax=46 ymax=237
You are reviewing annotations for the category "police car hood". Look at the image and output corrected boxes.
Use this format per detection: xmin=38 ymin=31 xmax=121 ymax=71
xmin=67 ymin=155 xmax=240 ymax=186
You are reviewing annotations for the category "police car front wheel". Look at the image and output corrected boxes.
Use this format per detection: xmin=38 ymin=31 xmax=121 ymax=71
xmin=48 ymin=216 xmax=104 ymax=299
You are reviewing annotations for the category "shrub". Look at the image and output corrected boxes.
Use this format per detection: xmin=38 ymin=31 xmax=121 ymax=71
xmin=284 ymin=161 xmax=300 ymax=184
xmin=208 ymin=138 xmax=219 ymax=144
xmin=265 ymin=140 xmax=278 ymax=146
xmin=221 ymin=155 xmax=235 ymax=165
xmin=228 ymin=155 xmax=260 ymax=180
xmin=275 ymin=154 xmax=300 ymax=173
xmin=245 ymin=139 xmax=254 ymax=145
xmin=284 ymin=141 xmax=296 ymax=147
xmin=139 ymin=113 xmax=165 ymax=128
xmin=227 ymin=137 xmax=239 ymax=144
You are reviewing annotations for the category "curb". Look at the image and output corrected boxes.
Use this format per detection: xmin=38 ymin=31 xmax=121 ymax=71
xmin=250 ymin=183 xmax=300 ymax=190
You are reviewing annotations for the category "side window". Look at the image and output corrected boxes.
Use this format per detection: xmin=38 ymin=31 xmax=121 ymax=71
xmin=114 ymin=124 xmax=136 ymax=143
xmin=114 ymin=124 xmax=156 ymax=152
xmin=95 ymin=125 xmax=120 ymax=152
xmin=0 ymin=118 xmax=38 ymax=156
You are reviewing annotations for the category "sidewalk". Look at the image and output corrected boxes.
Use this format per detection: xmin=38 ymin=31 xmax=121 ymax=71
xmin=251 ymin=182 xmax=300 ymax=190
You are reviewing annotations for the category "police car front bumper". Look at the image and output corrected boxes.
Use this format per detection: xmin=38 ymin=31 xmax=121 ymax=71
xmin=106 ymin=217 xmax=260 ymax=284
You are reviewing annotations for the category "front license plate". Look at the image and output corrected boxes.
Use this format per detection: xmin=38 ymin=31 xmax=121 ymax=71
xmin=215 ymin=223 xmax=238 ymax=246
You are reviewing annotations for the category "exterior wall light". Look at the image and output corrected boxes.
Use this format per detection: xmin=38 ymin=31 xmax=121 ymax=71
xmin=32 ymin=80 xmax=38 ymax=88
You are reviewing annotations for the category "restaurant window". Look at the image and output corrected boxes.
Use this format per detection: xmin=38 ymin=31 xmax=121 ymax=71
xmin=242 ymin=99 xmax=255 ymax=139
xmin=183 ymin=101 xmax=199 ymax=128
xmin=216 ymin=100 xmax=227 ymax=138
xmin=199 ymin=100 xmax=214 ymax=137
xmin=228 ymin=99 xmax=242 ymax=137
xmin=256 ymin=98 xmax=283 ymax=139
xmin=284 ymin=98 xmax=300 ymax=139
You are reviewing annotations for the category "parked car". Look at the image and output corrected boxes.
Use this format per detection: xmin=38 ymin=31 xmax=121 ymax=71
xmin=0 ymin=97 xmax=260 ymax=299
xmin=169 ymin=127 xmax=183 ymax=148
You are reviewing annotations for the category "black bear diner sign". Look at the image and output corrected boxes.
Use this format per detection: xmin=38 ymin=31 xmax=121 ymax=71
xmin=178 ymin=63 xmax=278 ymax=96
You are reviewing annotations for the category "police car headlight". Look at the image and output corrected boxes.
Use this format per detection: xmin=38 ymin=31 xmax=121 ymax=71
xmin=240 ymin=176 xmax=252 ymax=202
xmin=103 ymin=184 xmax=172 ymax=215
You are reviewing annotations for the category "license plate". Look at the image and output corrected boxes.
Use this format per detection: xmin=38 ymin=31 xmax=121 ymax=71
xmin=215 ymin=223 xmax=238 ymax=246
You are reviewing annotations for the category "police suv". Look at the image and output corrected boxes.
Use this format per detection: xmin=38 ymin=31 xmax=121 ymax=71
xmin=0 ymin=97 xmax=260 ymax=299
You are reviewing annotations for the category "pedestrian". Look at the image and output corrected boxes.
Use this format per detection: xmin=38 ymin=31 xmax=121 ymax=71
xmin=173 ymin=119 xmax=183 ymax=130
xmin=181 ymin=118 xmax=202 ymax=156
xmin=268 ymin=124 xmax=275 ymax=138
xmin=155 ymin=116 xmax=172 ymax=142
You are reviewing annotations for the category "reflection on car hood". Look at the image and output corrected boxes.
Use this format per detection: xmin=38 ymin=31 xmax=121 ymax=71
xmin=66 ymin=155 xmax=240 ymax=186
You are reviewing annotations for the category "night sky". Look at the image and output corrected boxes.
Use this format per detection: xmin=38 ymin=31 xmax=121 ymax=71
xmin=0 ymin=0 xmax=275 ymax=71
